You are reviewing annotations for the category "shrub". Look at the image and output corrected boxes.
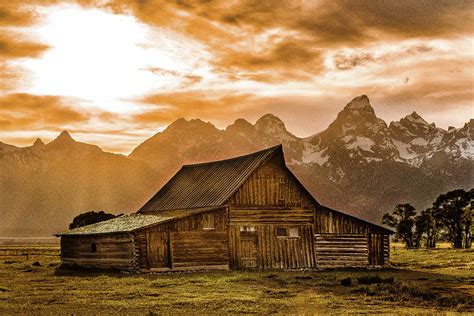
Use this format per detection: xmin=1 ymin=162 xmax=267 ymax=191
xmin=357 ymin=275 xmax=394 ymax=285
xmin=340 ymin=277 xmax=352 ymax=286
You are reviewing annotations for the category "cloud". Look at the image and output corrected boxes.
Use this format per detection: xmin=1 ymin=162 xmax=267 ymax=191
xmin=76 ymin=0 xmax=472 ymax=83
xmin=134 ymin=91 xmax=257 ymax=125
xmin=0 ymin=93 xmax=89 ymax=131
xmin=0 ymin=33 xmax=49 ymax=59
xmin=333 ymin=44 xmax=434 ymax=70
xmin=216 ymin=39 xmax=324 ymax=82
xmin=0 ymin=2 xmax=51 ymax=90
xmin=0 ymin=3 xmax=37 ymax=27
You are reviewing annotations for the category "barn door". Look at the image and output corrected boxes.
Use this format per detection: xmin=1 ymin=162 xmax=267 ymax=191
xmin=368 ymin=233 xmax=384 ymax=266
xmin=147 ymin=231 xmax=170 ymax=268
xmin=240 ymin=232 xmax=258 ymax=268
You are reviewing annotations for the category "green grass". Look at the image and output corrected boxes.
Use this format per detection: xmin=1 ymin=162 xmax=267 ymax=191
xmin=0 ymin=243 xmax=472 ymax=314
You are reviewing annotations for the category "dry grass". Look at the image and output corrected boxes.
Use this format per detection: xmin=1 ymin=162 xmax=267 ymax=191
xmin=0 ymin=243 xmax=472 ymax=314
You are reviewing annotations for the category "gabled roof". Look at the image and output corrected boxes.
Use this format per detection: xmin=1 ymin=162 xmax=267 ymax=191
xmin=137 ymin=144 xmax=392 ymax=233
xmin=56 ymin=207 xmax=219 ymax=236
xmin=138 ymin=145 xmax=282 ymax=213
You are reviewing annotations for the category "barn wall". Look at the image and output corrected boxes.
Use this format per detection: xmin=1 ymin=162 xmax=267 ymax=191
xmin=134 ymin=208 xmax=229 ymax=270
xmin=228 ymin=224 xmax=315 ymax=269
xmin=228 ymin=207 xmax=315 ymax=269
xmin=228 ymin=155 xmax=314 ymax=208
xmin=315 ymin=207 xmax=369 ymax=234
xmin=60 ymin=233 xmax=135 ymax=271
xmin=314 ymin=207 xmax=391 ymax=266
xmin=314 ymin=234 xmax=368 ymax=268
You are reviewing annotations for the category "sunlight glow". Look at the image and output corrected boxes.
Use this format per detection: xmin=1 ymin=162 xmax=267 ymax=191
xmin=19 ymin=4 xmax=211 ymax=112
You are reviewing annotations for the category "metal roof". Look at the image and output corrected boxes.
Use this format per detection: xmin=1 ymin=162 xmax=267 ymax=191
xmin=138 ymin=145 xmax=282 ymax=213
xmin=56 ymin=207 xmax=218 ymax=236
xmin=56 ymin=144 xmax=392 ymax=235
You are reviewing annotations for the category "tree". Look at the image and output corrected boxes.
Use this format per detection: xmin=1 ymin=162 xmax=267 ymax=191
xmin=414 ymin=208 xmax=440 ymax=249
xmin=383 ymin=204 xmax=420 ymax=248
xmin=69 ymin=211 xmax=122 ymax=229
xmin=432 ymin=189 xmax=473 ymax=249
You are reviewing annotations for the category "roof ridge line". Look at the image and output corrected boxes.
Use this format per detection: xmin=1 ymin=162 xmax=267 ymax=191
xmin=182 ymin=144 xmax=282 ymax=168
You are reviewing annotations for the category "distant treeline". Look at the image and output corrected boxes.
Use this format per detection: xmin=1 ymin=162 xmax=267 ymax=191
xmin=383 ymin=189 xmax=473 ymax=249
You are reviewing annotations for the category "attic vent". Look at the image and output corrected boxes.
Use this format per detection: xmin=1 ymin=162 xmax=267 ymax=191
xmin=90 ymin=243 xmax=97 ymax=252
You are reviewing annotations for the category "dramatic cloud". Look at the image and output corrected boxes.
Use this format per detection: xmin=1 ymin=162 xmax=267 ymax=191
xmin=333 ymin=44 xmax=434 ymax=70
xmin=0 ymin=1 xmax=471 ymax=153
xmin=135 ymin=91 xmax=258 ymax=125
xmin=0 ymin=93 xmax=89 ymax=131
xmin=0 ymin=33 xmax=49 ymax=59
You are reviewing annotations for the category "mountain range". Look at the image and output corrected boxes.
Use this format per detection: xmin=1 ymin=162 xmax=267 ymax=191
xmin=1 ymin=95 xmax=472 ymax=236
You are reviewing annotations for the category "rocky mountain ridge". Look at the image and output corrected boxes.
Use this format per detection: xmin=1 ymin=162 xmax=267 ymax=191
xmin=1 ymin=95 xmax=472 ymax=236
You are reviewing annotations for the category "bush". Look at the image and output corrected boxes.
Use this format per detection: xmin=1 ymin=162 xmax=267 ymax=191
xmin=69 ymin=211 xmax=122 ymax=229
xmin=357 ymin=275 xmax=394 ymax=285
xmin=340 ymin=277 xmax=352 ymax=286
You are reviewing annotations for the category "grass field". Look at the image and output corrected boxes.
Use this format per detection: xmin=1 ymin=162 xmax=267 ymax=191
xmin=0 ymin=243 xmax=472 ymax=314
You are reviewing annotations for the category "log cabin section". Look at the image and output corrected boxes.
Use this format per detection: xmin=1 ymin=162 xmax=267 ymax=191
xmin=56 ymin=145 xmax=393 ymax=272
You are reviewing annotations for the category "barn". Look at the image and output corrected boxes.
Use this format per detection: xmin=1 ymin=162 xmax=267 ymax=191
xmin=57 ymin=145 xmax=393 ymax=272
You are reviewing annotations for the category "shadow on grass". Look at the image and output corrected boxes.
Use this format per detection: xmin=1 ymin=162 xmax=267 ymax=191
xmin=51 ymin=263 xmax=474 ymax=311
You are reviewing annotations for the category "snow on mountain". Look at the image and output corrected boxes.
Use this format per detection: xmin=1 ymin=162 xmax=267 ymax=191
xmin=389 ymin=111 xmax=446 ymax=165
xmin=429 ymin=119 xmax=473 ymax=161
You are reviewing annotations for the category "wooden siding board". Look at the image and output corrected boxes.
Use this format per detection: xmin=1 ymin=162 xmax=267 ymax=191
xmin=60 ymin=234 xmax=135 ymax=270
xmin=229 ymin=154 xmax=314 ymax=209
xmin=314 ymin=234 xmax=368 ymax=268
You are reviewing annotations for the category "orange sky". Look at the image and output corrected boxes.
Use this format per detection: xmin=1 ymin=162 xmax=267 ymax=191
xmin=0 ymin=1 xmax=472 ymax=154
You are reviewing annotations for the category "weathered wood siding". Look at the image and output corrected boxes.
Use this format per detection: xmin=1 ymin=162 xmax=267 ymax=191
xmin=384 ymin=234 xmax=390 ymax=263
xmin=315 ymin=207 xmax=374 ymax=234
xmin=171 ymin=231 xmax=228 ymax=268
xmin=314 ymin=234 xmax=368 ymax=268
xmin=228 ymin=155 xmax=314 ymax=208
xmin=229 ymin=208 xmax=314 ymax=224
xmin=368 ymin=233 xmax=388 ymax=266
xmin=134 ymin=208 xmax=229 ymax=270
xmin=228 ymin=224 xmax=315 ymax=269
xmin=227 ymin=155 xmax=317 ymax=270
xmin=60 ymin=234 xmax=135 ymax=271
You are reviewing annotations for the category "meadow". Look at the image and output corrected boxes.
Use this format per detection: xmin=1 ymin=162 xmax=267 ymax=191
xmin=0 ymin=243 xmax=472 ymax=314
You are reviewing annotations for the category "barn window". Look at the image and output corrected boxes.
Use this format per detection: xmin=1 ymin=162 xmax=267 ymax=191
xmin=90 ymin=243 xmax=97 ymax=252
xmin=276 ymin=227 xmax=287 ymax=237
xmin=240 ymin=226 xmax=256 ymax=232
xmin=203 ymin=213 xmax=215 ymax=230
xmin=289 ymin=227 xmax=300 ymax=237
xmin=240 ymin=226 xmax=256 ymax=237
xmin=276 ymin=227 xmax=300 ymax=238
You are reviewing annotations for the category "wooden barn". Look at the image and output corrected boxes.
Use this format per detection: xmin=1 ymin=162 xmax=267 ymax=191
xmin=57 ymin=145 xmax=393 ymax=272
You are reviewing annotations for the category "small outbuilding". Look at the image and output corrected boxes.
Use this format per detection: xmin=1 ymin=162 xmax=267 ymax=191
xmin=57 ymin=145 xmax=393 ymax=272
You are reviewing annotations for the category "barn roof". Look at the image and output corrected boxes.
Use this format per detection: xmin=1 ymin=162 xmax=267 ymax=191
xmin=138 ymin=145 xmax=282 ymax=213
xmin=137 ymin=144 xmax=392 ymax=233
xmin=56 ymin=207 xmax=218 ymax=236
xmin=57 ymin=144 xmax=392 ymax=236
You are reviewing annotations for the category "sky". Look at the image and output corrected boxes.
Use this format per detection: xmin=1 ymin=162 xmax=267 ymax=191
xmin=0 ymin=0 xmax=472 ymax=154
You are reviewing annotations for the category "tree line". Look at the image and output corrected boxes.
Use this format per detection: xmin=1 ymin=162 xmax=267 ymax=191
xmin=383 ymin=189 xmax=473 ymax=249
